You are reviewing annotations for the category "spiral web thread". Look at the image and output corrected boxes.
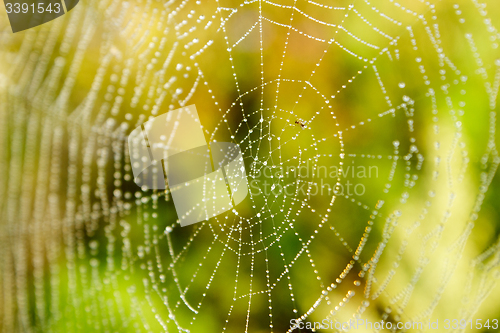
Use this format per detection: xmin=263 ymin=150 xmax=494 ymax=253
xmin=0 ymin=0 xmax=500 ymax=332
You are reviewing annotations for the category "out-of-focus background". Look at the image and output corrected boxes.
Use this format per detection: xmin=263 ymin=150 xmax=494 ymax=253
xmin=1 ymin=0 xmax=499 ymax=332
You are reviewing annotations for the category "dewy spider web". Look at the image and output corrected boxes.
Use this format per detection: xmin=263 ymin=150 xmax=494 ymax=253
xmin=0 ymin=0 xmax=499 ymax=332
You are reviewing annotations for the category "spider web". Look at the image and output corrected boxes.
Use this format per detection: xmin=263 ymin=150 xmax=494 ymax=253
xmin=1 ymin=0 xmax=500 ymax=332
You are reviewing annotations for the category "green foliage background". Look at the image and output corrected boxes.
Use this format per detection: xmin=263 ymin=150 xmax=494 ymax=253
xmin=0 ymin=0 xmax=499 ymax=332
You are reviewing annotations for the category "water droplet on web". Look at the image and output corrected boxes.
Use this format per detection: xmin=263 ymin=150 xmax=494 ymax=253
xmin=90 ymin=259 xmax=99 ymax=267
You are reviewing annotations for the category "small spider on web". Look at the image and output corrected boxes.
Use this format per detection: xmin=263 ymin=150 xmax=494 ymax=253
xmin=294 ymin=119 xmax=307 ymax=129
